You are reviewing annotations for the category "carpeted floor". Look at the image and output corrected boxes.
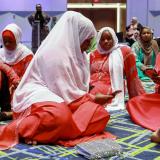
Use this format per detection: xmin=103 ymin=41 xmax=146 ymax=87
xmin=0 ymin=81 xmax=159 ymax=160
xmin=107 ymin=110 xmax=160 ymax=160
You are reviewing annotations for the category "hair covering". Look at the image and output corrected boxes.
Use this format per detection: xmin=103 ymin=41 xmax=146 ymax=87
xmin=139 ymin=26 xmax=159 ymax=56
xmin=97 ymin=27 xmax=119 ymax=54
xmin=12 ymin=11 xmax=96 ymax=112
xmin=2 ymin=30 xmax=16 ymax=43
xmin=96 ymin=27 xmax=125 ymax=109
xmin=0 ymin=23 xmax=33 ymax=65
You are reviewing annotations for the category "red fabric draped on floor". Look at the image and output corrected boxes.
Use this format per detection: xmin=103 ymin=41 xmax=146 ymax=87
xmin=126 ymin=93 xmax=160 ymax=131
xmin=0 ymin=94 xmax=115 ymax=150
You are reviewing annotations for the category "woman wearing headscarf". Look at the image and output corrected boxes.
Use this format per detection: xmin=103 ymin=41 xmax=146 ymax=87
xmin=89 ymin=27 xmax=145 ymax=110
xmin=131 ymin=26 xmax=159 ymax=81
xmin=0 ymin=23 xmax=33 ymax=120
xmin=0 ymin=11 xmax=115 ymax=150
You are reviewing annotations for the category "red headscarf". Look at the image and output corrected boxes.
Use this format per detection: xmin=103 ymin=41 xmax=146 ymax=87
xmin=2 ymin=30 xmax=16 ymax=44
xmin=0 ymin=23 xmax=33 ymax=65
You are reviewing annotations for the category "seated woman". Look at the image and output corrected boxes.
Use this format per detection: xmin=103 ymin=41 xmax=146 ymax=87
xmin=0 ymin=11 xmax=115 ymax=150
xmin=0 ymin=23 xmax=33 ymax=120
xmin=131 ymin=26 xmax=159 ymax=81
xmin=89 ymin=27 xmax=145 ymax=110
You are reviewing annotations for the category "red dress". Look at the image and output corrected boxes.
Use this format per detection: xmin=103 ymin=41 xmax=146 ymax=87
xmin=0 ymin=61 xmax=20 ymax=89
xmin=0 ymin=61 xmax=20 ymax=112
xmin=8 ymin=55 xmax=33 ymax=81
xmin=0 ymin=94 xmax=115 ymax=150
xmin=89 ymin=46 xmax=145 ymax=100
xmin=0 ymin=54 xmax=33 ymax=91
xmin=0 ymin=54 xmax=33 ymax=112
xmin=127 ymin=53 xmax=160 ymax=131
xmin=6 ymin=55 xmax=32 ymax=95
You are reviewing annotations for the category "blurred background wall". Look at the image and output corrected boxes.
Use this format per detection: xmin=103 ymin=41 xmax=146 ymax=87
xmin=0 ymin=0 xmax=67 ymax=48
xmin=127 ymin=0 xmax=160 ymax=37
xmin=1 ymin=0 xmax=160 ymax=48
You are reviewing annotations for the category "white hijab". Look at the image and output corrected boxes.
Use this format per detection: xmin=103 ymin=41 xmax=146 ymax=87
xmin=0 ymin=23 xmax=33 ymax=65
xmin=97 ymin=27 xmax=125 ymax=110
xmin=12 ymin=11 xmax=96 ymax=112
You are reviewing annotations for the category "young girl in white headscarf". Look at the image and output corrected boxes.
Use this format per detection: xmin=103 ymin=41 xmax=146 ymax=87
xmin=89 ymin=27 xmax=145 ymax=110
xmin=0 ymin=11 xmax=116 ymax=150
xmin=0 ymin=23 xmax=33 ymax=120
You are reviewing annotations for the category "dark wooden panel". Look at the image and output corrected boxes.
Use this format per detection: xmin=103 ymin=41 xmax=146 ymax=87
xmin=121 ymin=8 xmax=126 ymax=33
xmin=68 ymin=8 xmax=126 ymax=33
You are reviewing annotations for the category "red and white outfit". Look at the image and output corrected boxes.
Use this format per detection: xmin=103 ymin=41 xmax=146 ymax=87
xmin=0 ymin=23 xmax=33 ymax=81
xmin=0 ymin=12 xmax=114 ymax=150
xmin=0 ymin=24 xmax=33 ymax=111
xmin=89 ymin=27 xmax=145 ymax=110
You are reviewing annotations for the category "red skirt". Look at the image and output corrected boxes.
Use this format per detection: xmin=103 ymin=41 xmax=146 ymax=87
xmin=126 ymin=93 xmax=160 ymax=131
xmin=0 ymin=94 xmax=115 ymax=150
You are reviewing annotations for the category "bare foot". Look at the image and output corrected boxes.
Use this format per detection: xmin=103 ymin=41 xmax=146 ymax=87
xmin=25 ymin=139 xmax=37 ymax=145
xmin=151 ymin=128 xmax=160 ymax=143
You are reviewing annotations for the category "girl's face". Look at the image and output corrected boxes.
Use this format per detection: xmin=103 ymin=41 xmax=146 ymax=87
xmin=3 ymin=35 xmax=17 ymax=51
xmin=140 ymin=28 xmax=152 ymax=42
xmin=99 ymin=31 xmax=114 ymax=51
xmin=80 ymin=37 xmax=93 ymax=53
